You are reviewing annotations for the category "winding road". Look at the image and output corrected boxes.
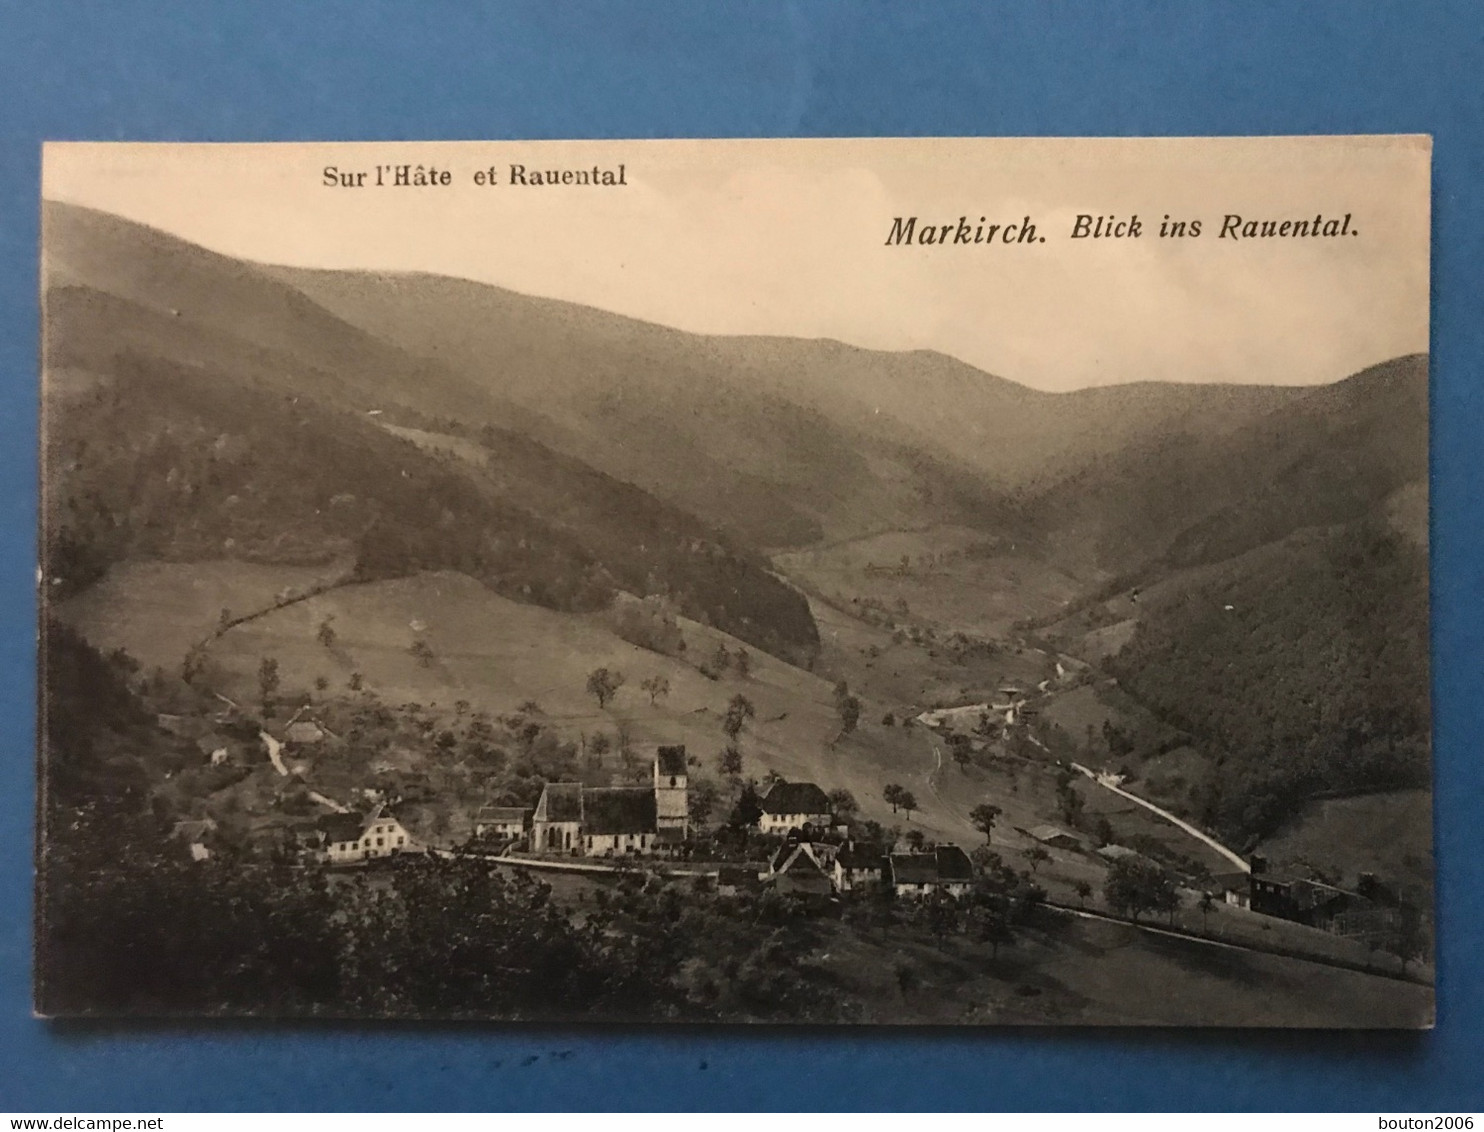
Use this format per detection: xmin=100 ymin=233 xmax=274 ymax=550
xmin=1071 ymin=761 xmax=1249 ymax=872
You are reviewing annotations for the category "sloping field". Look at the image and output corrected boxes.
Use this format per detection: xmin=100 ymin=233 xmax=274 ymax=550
xmin=197 ymin=569 xmax=979 ymax=838
xmin=54 ymin=559 xmax=348 ymax=673
xmin=776 ymin=525 xmax=1082 ymax=637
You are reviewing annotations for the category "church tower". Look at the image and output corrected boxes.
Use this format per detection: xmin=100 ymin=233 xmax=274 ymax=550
xmin=653 ymin=745 xmax=689 ymax=839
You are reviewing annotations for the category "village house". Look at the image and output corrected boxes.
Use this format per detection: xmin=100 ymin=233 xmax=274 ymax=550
xmin=756 ymin=780 xmax=834 ymax=834
xmin=832 ymin=843 xmax=887 ymax=893
xmin=285 ymin=719 xmax=327 ymax=746
xmin=318 ymin=807 xmax=416 ymax=864
xmin=529 ymin=747 xmax=690 ymax=856
xmin=1208 ymin=871 xmax=1252 ymax=909
xmin=473 ymin=805 xmax=530 ymax=840
xmin=887 ymin=845 xmax=975 ymax=899
xmin=764 ymin=841 xmax=834 ymax=898
xmin=1240 ymin=857 xmax=1410 ymax=938
xmin=1027 ymin=824 xmax=1083 ymax=851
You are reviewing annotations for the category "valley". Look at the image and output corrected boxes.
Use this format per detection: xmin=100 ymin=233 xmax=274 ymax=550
xmin=36 ymin=198 xmax=1434 ymax=1024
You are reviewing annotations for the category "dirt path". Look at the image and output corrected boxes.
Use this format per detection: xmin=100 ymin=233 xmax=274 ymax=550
xmin=1071 ymin=761 xmax=1249 ymax=872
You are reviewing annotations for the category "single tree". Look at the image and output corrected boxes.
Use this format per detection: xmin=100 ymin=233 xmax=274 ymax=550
xmin=590 ymin=732 xmax=612 ymax=764
xmin=313 ymin=674 xmax=329 ymax=693
xmin=734 ymin=648 xmax=751 ymax=678
xmin=949 ymin=733 xmax=974 ymax=773
xmin=316 ymin=616 xmax=336 ymax=649
xmin=729 ymin=780 xmax=763 ymax=827
xmin=973 ymin=907 xmax=1014 ymax=960
xmin=348 ymin=671 xmax=364 ymax=692
xmin=1021 ymin=846 xmax=1051 ymax=874
xmin=585 ymin=666 xmax=625 ymax=709
xmin=968 ymin=803 xmax=1002 ymax=842
xmin=1104 ymin=856 xmax=1178 ymax=925
xmin=894 ymin=962 xmax=917 ymax=1000
xmin=409 ymin=638 xmax=436 ymax=667
xmin=640 ymin=674 xmax=671 ymax=707
xmin=837 ymin=693 xmax=862 ymax=735
xmin=828 ymin=787 xmax=859 ymax=819
xmin=883 ymin=783 xmax=905 ymax=813
xmin=1198 ymin=890 xmax=1216 ymax=932
xmin=688 ymin=778 xmax=720 ymax=826
xmin=722 ymin=693 xmax=755 ymax=741
xmin=719 ymin=744 xmax=743 ymax=778
xmin=218 ymin=607 xmax=233 ymax=632
xmin=257 ymin=656 xmax=281 ymax=709
xmin=1074 ymin=879 xmax=1093 ymax=908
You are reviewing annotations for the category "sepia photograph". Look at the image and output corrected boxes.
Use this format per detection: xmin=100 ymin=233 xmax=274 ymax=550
xmin=36 ymin=136 xmax=1433 ymax=1026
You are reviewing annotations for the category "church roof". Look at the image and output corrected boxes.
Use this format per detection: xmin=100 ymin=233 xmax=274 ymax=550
xmin=656 ymin=745 xmax=688 ymax=776
xmin=582 ymin=787 xmax=657 ymax=836
xmin=536 ymin=782 xmax=584 ymax=823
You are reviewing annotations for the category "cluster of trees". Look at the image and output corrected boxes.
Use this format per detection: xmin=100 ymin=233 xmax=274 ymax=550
xmin=1102 ymin=856 xmax=1182 ymax=925
xmin=882 ymin=784 xmax=919 ymax=820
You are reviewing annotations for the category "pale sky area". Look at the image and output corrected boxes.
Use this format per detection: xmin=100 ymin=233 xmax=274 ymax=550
xmin=43 ymin=136 xmax=1431 ymax=391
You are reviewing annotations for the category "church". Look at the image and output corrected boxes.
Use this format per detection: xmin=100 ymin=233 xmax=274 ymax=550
xmin=529 ymin=745 xmax=689 ymax=856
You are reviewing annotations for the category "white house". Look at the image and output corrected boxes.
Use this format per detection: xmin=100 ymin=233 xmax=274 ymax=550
xmin=832 ymin=843 xmax=887 ymax=893
xmin=757 ymin=780 xmax=834 ymax=834
xmin=319 ymin=808 xmax=415 ymax=864
xmin=473 ymin=805 xmax=530 ymax=841
xmin=887 ymin=845 xmax=975 ymax=899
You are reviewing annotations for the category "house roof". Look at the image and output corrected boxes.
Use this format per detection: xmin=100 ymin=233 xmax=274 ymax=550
xmin=285 ymin=721 xmax=325 ymax=743
xmin=171 ymin=818 xmax=217 ymax=840
xmin=760 ymin=781 xmax=832 ymax=816
xmin=1029 ymin=824 xmax=1080 ymax=844
xmin=1096 ymin=844 xmax=1139 ymax=861
xmin=889 ymin=853 xmax=940 ymax=886
xmin=769 ymin=842 xmax=826 ymax=875
xmin=582 ymin=787 xmax=657 ymax=836
xmin=836 ymin=844 xmax=887 ymax=871
xmin=475 ymin=806 xmax=530 ymax=823
xmin=656 ymin=745 xmax=688 ymax=776
xmin=770 ymin=869 xmax=834 ymax=896
xmin=536 ymin=782 xmax=584 ymax=823
xmin=890 ymin=846 xmax=974 ymax=886
xmin=319 ymin=813 xmax=366 ymax=843
xmin=1209 ymin=871 xmax=1250 ymax=893
xmin=935 ymin=844 xmax=975 ymax=882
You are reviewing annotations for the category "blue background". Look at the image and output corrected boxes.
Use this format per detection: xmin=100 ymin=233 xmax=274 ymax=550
xmin=2 ymin=0 xmax=1481 ymax=1112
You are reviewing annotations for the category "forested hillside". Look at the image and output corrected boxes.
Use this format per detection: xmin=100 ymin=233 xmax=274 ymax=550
xmin=1106 ymin=519 xmax=1430 ymax=844
xmin=1028 ymin=356 xmax=1428 ymax=578
xmin=43 ymin=345 xmax=820 ymax=663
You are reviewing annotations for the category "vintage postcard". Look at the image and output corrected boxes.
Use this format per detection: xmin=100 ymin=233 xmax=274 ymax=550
xmin=36 ymin=137 xmax=1433 ymax=1025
